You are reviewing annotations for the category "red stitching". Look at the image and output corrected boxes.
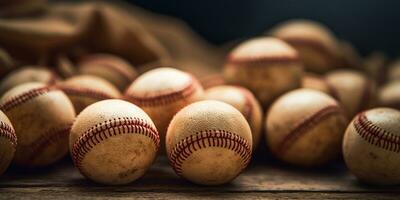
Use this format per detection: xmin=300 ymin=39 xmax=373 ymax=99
xmin=277 ymin=105 xmax=343 ymax=155
xmin=226 ymin=54 xmax=300 ymax=66
xmin=354 ymin=113 xmax=400 ymax=153
xmin=71 ymin=117 xmax=160 ymax=176
xmin=80 ymin=56 xmax=137 ymax=82
xmin=169 ymin=130 xmax=252 ymax=176
xmin=125 ymin=78 xmax=199 ymax=107
xmin=57 ymin=85 xmax=118 ymax=100
xmin=26 ymin=124 xmax=72 ymax=162
xmin=0 ymin=121 xmax=16 ymax=148
xmin=0 ymin=86 xmax=55 ymax=112
xmin=234 ymin=86 xmax=253 ymax=122
xmin=279 ymin=37 xmax=337 ymax=62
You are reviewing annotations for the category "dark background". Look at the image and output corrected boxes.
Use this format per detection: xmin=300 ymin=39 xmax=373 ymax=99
xmin=129 ymin=0 xmax=400 ymax=58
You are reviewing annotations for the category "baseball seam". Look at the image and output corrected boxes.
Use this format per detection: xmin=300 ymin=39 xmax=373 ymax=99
xmin=277 ymin=105 xmax=343 ymax=154
xmin=279 ymin=37 xmax=338 ymax=61
xmin=125 ymin=78 xmax=198 ymax=107
xmin=0 ymin=121 xmax=16 ymax=148
xmin=169 ymin=129 xmax=252 ymax=176
xmin=80 ymin=57 xmax=137 ymax=82
xmin=354 ymin=113 xmax=400 ymax=153
xmin=0 ymin=86 xmax=54 ymax=112
xmin=71 ymin=117 xmax=159 ymax=175
xmin=57 ymin=85 xmax=118 ymax=100
xmin=26 ymin=124 xmax=72 ymax=163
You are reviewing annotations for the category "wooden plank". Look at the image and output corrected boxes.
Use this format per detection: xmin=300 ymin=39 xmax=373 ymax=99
xmin=0 ymin=188 xmax=398 ymax=200
xmin=1 ymin=155 xmax=399 ymax=193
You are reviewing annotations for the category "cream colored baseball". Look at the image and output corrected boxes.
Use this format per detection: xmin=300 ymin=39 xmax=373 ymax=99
xmin=166 ymin=100 xmax=252 ymax=185
xmin=0 ymin=66 xmax=58 ymax=95
xmin=0 ymin=110 xmax=16 ymax=175
xmin=223 ymin=37 xmax=303 ymax=107
xmin=70 ymin=99 xmax=159 ymax=185
xmin=343 ymin=108 xmax=400 ymax=185
xmin=0 ymin=82 xmax=75 ymax=167
xmin=378 ymin=81 xmax=400 ymax=110
xmin=57 ymin=75 xmax=121 ymax=113
xmin=204 ymin=85 xmax=262 ymax=150
xmin=266 ymin=88 xmax=347 ymax=167
xmin=270 ymin=19 xmax=340 ymax=73
xmin=301 ymin=73 xmax=338 ymax=98
xmin=325 ymin=70 xmax=376 ymax=119
xmin=124 ymin=67 xmax=204 ymax=153
xmin=78 ymin=54 xmax=138 ymax=91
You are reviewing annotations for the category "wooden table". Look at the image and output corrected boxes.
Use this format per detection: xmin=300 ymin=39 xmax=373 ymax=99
xmin=1 ymin=152 xmax=399 ymax=200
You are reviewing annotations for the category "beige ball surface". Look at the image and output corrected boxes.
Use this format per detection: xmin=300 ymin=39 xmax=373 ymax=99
xmin=124 ymin=67 xmax=204 ymax=152
xmin=301 ymin=73 xmax=338 ymax=98
xmin=223 ymin=37 xmax=303 ymax=107
xmin=343 ymin=108 xmax=400 ymax=185
xmin=70 ymin=99 xmax=159 ymax=185
xmin=325 ymin=70 xmax=376 ymax=119
xmin=0 ymin=66 xmax=58 ymax=95
xmin=204 ymin=85 xmax=262 ymax=150
xmin=387 ymin=60 xmax=400 ymax=82
xmin=270 ymin=20 xmax=340 ymax=73
xmin=57 ymin=75 xmax=121 ymax=113
xmin=0 ymin=82 xmax=75 ymax=167
xmin=0 ymin=111 xmax=16 ymax=175
xmin=266 ymin=89 xmax=347 ymax=167
xmin=378 ymin=81 xmax=400 ymax=110
xmin=78 ymin=54 xmax=138 ymax=91
xmin=166 ymin=100 xmax=252 ymax=185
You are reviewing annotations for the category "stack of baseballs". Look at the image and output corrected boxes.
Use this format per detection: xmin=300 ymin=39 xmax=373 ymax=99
xmin=0 ymin=19 xmax=399 ymax=187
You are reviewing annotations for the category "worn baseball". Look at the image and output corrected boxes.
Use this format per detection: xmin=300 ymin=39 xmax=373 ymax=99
xmin=266 ymin=89 xmax=347 ymax=167
xmin=338 ymin=40 xmax=363 ymax=69
xmin=0 ymin=82 xmax=75 ymax=167
xmin=223 ymin=37 xmax=303 ymax=107
xmin=204 ymin=85 xmax=262 ymax=150
xmin=199 ymin=73 xmax=226 ymax=89
xmin=325 ymin=70 xmax=376 ymax=119
xmin=78 ymin=54 xmax=138 ymax=91
xmin=0 ymin=66 xmax=59 ymax=95
xmin=125 ymin=67 xmax=204 ymax=152
xmin=363 ymin=52 xmax=387 ymax=85
xmin=378 ymin=81 xmax=400 ymax=110
xmin=0 ymin=110 xmax=16 ymax=175
xmin=387 ymin=60 xmax=400 ymax=82
xmin=70 ymin=99 xmax=159 ymax=185
xmin=343 ymin=108 xmax=400 ymax=185
xmin=57 ymin=75 xmax=121 ymax=113
xmin=166 ymin=100 xmax=252 ymax=185
xmin=270 ymin=19 xmax=340 ymax=73
xmin=301 ymin=73 xmax=338 ymax=98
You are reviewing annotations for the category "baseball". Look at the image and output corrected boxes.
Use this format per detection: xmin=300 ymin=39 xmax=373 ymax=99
xmin=378 ymin=80 xmax=400 ymax=110
xmin=266 ymin=88 xmax=347 ymax=167
xmin=301 ymin=73 xmax=338 ymax=98
xmin=204 ymin=85 xmax=262 ymax=150
xmin=387 ymin=60 xmax=400 ymax=82
xmin=270 ymin=19 xmax=340 ymax=73
xmin=199 ymin=73 xmax=226 ymax=89
xmin=166 ymin=100 xmax=252 ymax=185
xmin=343 ymin=108 xmax=400 ymax=185
xmin=338 ymin=40 xmax=363 ymax=69
xmin=124 ymin=67 xmax=204 ymax=152
xmin=70 ymin=99 xmax=159 ymax=185
xmin=325 ymin=69 xmax=376 ymax=119
xmin=0 ymin=110 xmax=16 ymax=175
xmin=57 ymin=75 xmax=121 ymax=113
xmin=78 ymin=54 xmax=138 ymax=91
xmin=0 ymin=66 xmax=59 ymax=95
xmin=0 ymin=82 xmax=75 ymax=167
xmin=223 ymin=37 xmax=303 ymax=107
